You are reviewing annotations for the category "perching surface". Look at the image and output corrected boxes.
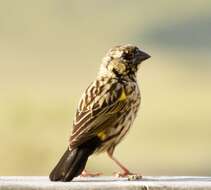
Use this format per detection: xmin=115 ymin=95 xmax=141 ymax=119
xmin=1 ymin=176 xmax=211 ymax=190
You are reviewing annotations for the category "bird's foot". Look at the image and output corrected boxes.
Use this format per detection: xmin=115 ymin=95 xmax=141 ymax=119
xmin=80 ymin=170 xmax=102 ymax=177
xmin=113 ymin=171 xmax=142 ymax=180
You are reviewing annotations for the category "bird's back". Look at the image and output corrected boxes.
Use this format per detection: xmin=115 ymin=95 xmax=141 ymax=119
xmin=70 ymin=75 xmax=141 ymax=155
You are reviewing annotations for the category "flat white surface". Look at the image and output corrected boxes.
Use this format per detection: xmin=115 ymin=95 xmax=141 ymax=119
xmin=0 ymin=176 xmax=211 ymax=190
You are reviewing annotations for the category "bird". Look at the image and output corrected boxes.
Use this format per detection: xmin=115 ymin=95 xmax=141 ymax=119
xmin=49 ymin=44 xmax=150 ymax=182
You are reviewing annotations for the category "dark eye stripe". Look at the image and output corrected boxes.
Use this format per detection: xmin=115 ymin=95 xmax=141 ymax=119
xmin=122 ymin=52 xmax=133 ymax=60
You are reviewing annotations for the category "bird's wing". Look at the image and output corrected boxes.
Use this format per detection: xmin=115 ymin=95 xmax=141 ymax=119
xmin=69 ymin=77 xmax=128 ymax=148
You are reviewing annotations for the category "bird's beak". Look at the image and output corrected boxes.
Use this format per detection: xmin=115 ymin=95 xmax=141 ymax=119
xmin=135 ymin=50 xmax=151 ymax=65
xmin=139 ymin=50 xmax=151 ymax=62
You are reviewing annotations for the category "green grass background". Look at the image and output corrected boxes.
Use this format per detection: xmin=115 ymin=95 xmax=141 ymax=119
xmin=0 ymin=1 xmax=211 ymax=176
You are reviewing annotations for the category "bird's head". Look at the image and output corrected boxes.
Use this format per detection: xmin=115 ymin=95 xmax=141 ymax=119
xmin=99 ymin=44 xmax=150 ymax=78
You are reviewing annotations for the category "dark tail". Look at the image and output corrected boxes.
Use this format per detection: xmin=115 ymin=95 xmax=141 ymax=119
xmin=49 ymin=137 xmax=101 ymax=182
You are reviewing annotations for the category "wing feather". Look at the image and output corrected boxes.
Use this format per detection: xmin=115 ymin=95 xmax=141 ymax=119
xmin=69 ymin=77 xmax=127 ymax=148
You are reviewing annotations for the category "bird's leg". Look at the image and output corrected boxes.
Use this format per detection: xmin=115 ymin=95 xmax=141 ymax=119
xmin=107 ymin=152 xmax=130 ymax=176
xmin=107 ymin=151 xmax=142 ymax=179
xmin=80 ymin=169 xmax=102 ymax=177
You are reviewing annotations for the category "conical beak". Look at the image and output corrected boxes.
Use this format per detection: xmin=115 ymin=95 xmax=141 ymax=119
xmin=139 ymin=50 xmax=151 ymax=61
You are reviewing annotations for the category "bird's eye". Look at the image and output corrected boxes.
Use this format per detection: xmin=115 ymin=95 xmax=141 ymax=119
xmin=122 ymin=52 xmax=133 ymax=60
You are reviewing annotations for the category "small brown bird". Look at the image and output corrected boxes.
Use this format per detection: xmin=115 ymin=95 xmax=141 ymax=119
xmin=49 ymin=44 xmax=150 ymax=181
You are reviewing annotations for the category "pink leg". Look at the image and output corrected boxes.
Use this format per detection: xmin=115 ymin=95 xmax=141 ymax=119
xmin=80 ymin=169 xmax=102 ymax=177
xmin=107 ymin=151 xmax=142 ymax=179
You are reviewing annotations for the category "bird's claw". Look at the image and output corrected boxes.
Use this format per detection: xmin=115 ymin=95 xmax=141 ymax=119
xmin=113 ymin=171 xmax=142 ymax=180
xmin=80 ymin=170 xmax=102 ymax=177
xmin=127 ymin=174 xmax=142 ymax=181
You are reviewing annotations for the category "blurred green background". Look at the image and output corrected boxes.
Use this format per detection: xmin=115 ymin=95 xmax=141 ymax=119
xmin=0 ymin=0 xmax=211 ymax=176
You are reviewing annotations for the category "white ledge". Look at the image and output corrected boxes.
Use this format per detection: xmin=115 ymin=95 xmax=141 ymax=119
xmin=1 ymin=176 xmax=211 ymax=190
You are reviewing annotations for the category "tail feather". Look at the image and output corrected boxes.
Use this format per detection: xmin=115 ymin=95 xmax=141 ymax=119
xmin=49 ymin=137 xmax=101 ymax=181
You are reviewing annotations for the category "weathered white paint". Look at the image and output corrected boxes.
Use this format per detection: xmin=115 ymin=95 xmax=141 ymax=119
xmin=0 ymin=176 xmax=211 ymax=190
